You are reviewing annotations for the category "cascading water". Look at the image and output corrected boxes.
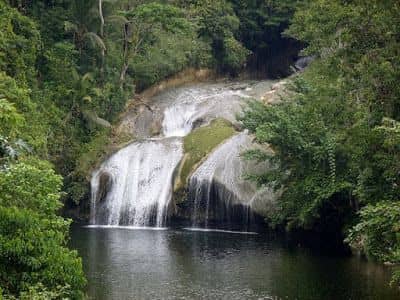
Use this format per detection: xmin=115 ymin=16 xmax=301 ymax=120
xmin=162 ymin=102 xmax=198 ymax=137
xmin=161 ymin=85 xmax=250 ymax=137
xmin=90 ymin=138 xmax=182 ymax=227
xmin=90 ymin=81 xmax=275 ymax=228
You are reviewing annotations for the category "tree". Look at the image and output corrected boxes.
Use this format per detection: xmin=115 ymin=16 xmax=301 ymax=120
xmin=230 ymin=0 xmax=303 ymax=76
xmin=64 ymin=0 xmax=106 ymax=62
xmin=346 ymin=201 xmax=400 ymax=286
xmin=0 ymin=160 xmax=86 ymax=299
xmin=0 ymin=1 xmax=40 ymax=83
xmin=187 ymin=0 xmax=250 ymax=73
xmin=241 ymin=0 xmax=400 ymax=285
xmin=110 ymin=2 xmax=194 ymax=88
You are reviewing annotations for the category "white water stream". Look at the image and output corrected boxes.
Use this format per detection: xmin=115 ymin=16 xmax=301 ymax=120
xmin=90 ymin=139 xmax=182 ymax=227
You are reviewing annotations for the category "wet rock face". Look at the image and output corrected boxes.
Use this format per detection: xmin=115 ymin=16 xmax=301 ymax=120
xmin=96 ymin=172 xmax=112 ymax=204
xmin=117 ymin=104 xmax=160 ymax=139
xmin=260 ymin=81 xmax=289 ymax=105
xmin=187 ymin=179 xmax=264 ymax=228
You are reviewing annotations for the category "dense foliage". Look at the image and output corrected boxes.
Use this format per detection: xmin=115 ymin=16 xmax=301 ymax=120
xmin=0 ymin=0 xmax=300 ymax=297
xmin=0 ymin=161 xmax=86 ymax=299
xmin=1 ymin=0 xmax=398 ymax=294
xmin=0 ymin=3 xmax=86 ymax=296
xmin=242 ymin=0 xmax=400 ymax=285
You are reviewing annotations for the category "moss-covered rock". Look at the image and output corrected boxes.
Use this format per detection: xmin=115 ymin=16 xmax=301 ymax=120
xmin=174 ymin=118 xmax=236 ymax=197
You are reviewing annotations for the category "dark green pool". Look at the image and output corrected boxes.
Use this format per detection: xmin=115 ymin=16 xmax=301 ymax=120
xmin=70 ymin=226 xmax=400 ymax=300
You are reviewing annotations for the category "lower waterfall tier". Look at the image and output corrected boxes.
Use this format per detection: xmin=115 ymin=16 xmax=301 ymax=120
xmin=90 ymin=138 xmax=183 ymax=227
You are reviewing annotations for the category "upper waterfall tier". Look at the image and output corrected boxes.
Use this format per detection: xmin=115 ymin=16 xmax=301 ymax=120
xmin=160 ymin=84 xmax=251 ymax=137
xmin=117 ymin=81 xmax=273 ymax=139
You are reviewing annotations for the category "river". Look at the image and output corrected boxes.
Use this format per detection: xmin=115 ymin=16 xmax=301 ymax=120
xmin=70 ymin=226 xmax=399 ymax=300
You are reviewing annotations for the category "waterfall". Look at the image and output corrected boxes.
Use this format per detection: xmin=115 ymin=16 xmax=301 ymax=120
xmin=90 ymin=81 xmax=273 ymax=228
xmin=295 ymin=56 xmax=315 ymax=71
xmin=90 ymin=138 xmax=182 ymax=227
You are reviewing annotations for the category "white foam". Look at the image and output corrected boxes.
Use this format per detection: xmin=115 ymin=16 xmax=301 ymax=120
xmin=83 ymin=225 xmax=169 ymax=231
xmin=183 ymin=227 xmax=258 ymax=235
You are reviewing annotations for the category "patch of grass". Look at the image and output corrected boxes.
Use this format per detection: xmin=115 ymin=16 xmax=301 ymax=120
xmin=176 ymin=118 xmax=236 ymax=191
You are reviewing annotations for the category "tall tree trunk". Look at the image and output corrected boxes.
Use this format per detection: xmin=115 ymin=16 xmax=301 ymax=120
xmin=99 ymin=0 xmax=105 ymax=37
xmin=119 ymin=22 xmax=129 ymax=89
xmin=119 ymin=63 xmax=129 ymax=88
xmin=99 ymin=0 xmax=105 ymax=79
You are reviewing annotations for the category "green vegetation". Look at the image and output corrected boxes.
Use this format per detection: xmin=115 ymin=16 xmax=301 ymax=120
xmin=346 ymin=201 xmax=400 ymax=285
xmin=241 ymin=0 xmax=400 ymax=285
xmin=173 ymin=0 xmax=302 ymax=76
xmin=1 ymin=0 xmax=298 ymax=296
xmin=0 ymin=160 xmax=86 ymax=299
xmin=5 ymin=0 xmax=398 ymax=295
xmin=177 ymin=119 xmax=236 ymax=190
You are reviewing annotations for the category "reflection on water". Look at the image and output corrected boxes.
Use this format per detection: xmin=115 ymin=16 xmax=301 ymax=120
xmin=70 ymin=226 xmax=400 ymax=300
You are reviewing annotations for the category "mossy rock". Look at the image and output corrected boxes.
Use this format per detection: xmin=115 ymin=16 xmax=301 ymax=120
xmin=174 ymin=118 xmax=236 ymax=194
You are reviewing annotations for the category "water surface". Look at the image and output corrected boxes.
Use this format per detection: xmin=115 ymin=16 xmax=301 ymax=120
xmin=70 ymin=226 xmax=400 ymax=300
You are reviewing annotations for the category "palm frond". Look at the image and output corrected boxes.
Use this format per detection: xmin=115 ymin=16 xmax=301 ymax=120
xmin=106 ymin=14 xmax=129 ymax=25
xmin=84 ymin=32 xmax=106 ymax=51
